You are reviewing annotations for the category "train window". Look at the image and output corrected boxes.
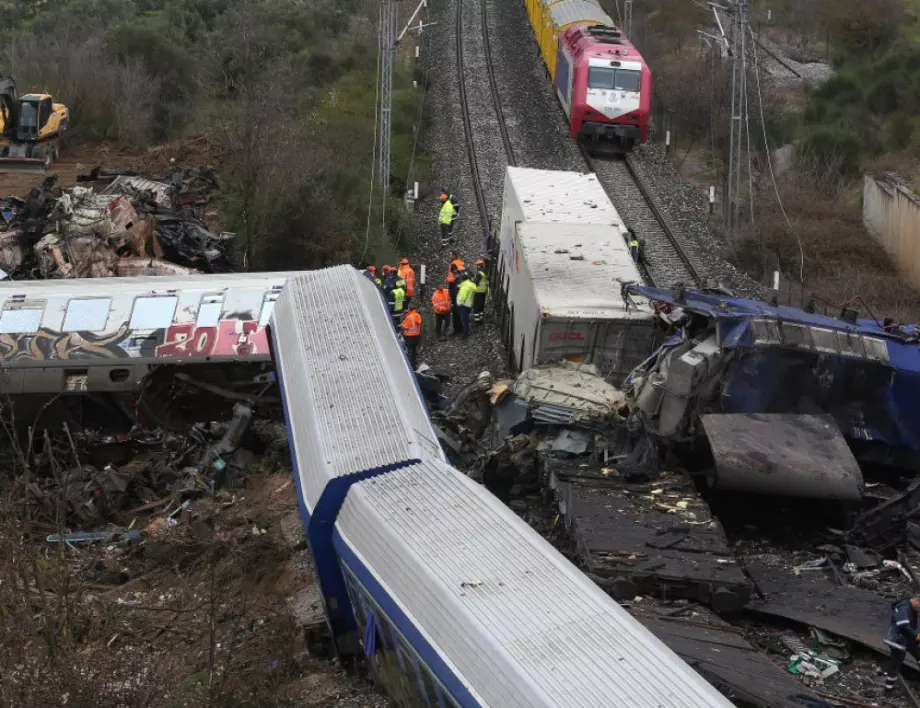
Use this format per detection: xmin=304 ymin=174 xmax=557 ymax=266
xmin=614 ymin=69 xmax=641 ymax=92
xmin=196 ymin=296 xmax=224 ymax=327
xmin=129 ymin=296 xmax=178 ymax=330
xmin=63 ymin=298 xmax=110 ymax=332
xmin=258 ymin=292 xmax=279 ymax=327
xmin=0 ymin=307 xmax=43 ymax=334
xmin=588 ymin=67 xmax=616 ymax=90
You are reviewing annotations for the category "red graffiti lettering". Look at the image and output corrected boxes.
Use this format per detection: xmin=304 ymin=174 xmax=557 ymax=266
xmin=156 ymin=323 xmax=217 ymax=358
xmin=548 ymin=331 xmax=584 ymax=342
xmin=156 ymin=320 xmax=269 ymax=359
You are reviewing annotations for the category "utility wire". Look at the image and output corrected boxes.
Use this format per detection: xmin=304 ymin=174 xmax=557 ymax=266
xmin=362 ymin=3 xmax=385 ymax=264
xmin=750 ymin=26 xmax=804 ymax=283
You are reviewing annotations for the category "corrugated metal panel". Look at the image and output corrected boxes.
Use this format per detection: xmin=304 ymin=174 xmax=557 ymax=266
xmin=505 ymin=167 xmax=622 ymax=226
xmin=102 ymin=176 xmax=173 ymax=206
xmin=271 ymin=266 xmax=443 ymax=511
xmin=549 ymin=0 xmax=612 ymax=29
xmin=516 ymin=221 xmax=653 ymax=321
xmin=337 ymin=460 xmax=733 ymax=708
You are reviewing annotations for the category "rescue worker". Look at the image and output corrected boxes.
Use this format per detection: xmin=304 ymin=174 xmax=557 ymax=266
xmin=884 ymin=596 xmax=920 ymax=692
xmin=472 ymin=258 xmax=489 ymax=324
xmin=398 ymin=258 xmax=416 ymax=306
xmin=446 ymin=252 xmax=466 ymax=306
xmin=456 ymin=272 xmax=476 ymax=339
xmin=381 ymin=265 xmax=395 ymax=290
xmin=438 ymin=190 xmax=459 ymax=246
xmin=400 ymin=306 xmax=422 ymax=368
xmin=363 ymin=265 xmax=381 ymax=288
xmin=627 ymin=227 xmax=641 ymax=264
xmin=431 ymin=283 xmax=452 ymax=339
xmin=387 ymin=276 xmax=407 ymax=331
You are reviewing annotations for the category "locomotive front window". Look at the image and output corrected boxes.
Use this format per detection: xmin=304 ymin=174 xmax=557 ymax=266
xmin=588 ymin=67 xmax=616 ymax=90
xmin=615 ymin=69 xmax=641 ymax=92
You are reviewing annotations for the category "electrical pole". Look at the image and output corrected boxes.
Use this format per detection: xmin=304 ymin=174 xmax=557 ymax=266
xmin=726 ymin=0 xmax=748 ymax=243
xmin=624 ymin=0 xmax=633 ymax=35
xmin=378 ymin=0 xmax=397 ymax=194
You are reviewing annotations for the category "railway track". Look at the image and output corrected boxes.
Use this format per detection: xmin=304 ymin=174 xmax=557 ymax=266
xmin=580 ymin=145 xmax=702 ymax=288
xmin=455 ymin=0 xmax=516 ymax=239
xmin=480 ymin=0 xmax=516 ymax=168
xmin=455 ymin=0 xmax=491 ymax=236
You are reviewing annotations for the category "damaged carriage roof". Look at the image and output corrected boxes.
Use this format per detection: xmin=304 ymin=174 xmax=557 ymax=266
xmin=629 ymin=284 xmax=917 ymax=339
xmin=628 ymin=284 xmax=920 ymax=364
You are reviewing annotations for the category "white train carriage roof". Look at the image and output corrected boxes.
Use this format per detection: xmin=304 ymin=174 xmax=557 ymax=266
xmin=336 ymin=459 xmax=732 ymax=708
xmin=504 ymin=166 xmax=624 ymax=230
xmin=548 ymin=0 xmax=612 ymax=29
xmin=270 ymin=266 xmax=443 ymax=512
xmin=516 ymin=221 xmax=654 ymax=321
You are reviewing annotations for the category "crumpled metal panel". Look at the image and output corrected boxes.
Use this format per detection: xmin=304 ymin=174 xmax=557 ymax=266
xmin=513 ymin=362 xmax=626 ymax=422
xmin=102 ymin=176 xmax=173 ymax=207
xmin=271 ymin=266 xmax=443 ymax=511
xmin=702 ymin=413 xmax=864 ymax=500
xmin=336 ymin=459 xmax=732 ymax=708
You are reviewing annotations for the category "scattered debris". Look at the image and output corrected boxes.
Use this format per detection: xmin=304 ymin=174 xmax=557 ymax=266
xmin=0 ymin=165 xmax=231 ymax=278
xmin=745 ymin=556 xmax=919 ymax=670
xmin=551 ymin=470 xmax=751 ymax=612
xmin=635 ymin=602 xmax=832 ymax=708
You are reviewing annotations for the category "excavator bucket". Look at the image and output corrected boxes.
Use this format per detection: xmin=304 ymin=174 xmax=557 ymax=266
xmin=0 ymin=156 xmax=50 ymax=173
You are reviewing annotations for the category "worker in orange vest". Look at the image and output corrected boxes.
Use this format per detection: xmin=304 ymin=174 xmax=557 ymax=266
xmin=431 ymin=282 xmax=452 ymax=339
xmin=446 ymin=251 xmax=466 ymax=306
xmin=398 ymin=258 xmax=416 ymax=305
xmin=400 ymin=306 xmax=422 ymax=368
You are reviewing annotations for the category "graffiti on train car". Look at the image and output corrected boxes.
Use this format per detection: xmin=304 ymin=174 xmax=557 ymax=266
xmin=0 ymin=320 xmax=268 ymax=363
xmin=0 ymin=325 xmax=133 ymax=362
xmin=155 ymin=320 xmax=268 ymax=358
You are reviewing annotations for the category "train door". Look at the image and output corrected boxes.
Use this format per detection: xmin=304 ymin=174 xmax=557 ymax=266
xmin=555 ymin=43 xmax=574 ymax=118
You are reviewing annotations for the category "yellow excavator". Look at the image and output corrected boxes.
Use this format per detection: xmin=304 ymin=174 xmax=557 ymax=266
xmin=0 ymin=76 xmax=69 ymax=173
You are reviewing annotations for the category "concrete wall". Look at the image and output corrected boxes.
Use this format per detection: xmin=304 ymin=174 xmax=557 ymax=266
xmin=863 ymin=174 xmax=920 ymax=289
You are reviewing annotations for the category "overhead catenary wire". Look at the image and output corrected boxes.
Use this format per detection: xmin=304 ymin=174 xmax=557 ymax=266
xmin=750 ymin=25 xmax=804 ymax=283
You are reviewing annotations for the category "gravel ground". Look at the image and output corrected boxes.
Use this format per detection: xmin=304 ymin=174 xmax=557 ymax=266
xmin=487 ymin=0 xmax=585 ymax=171
xmin=627 ymin=143 xmax=768 ymax=298
xmin=407 ymin=0 xmax=509 ymax=396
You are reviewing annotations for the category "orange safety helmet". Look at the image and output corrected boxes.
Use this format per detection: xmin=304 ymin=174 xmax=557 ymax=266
xmin=400 ymin=258 xmax=409 ymax=265
xmin=382 ymin=265 xmax=393 ymax=273
xmin=367 ymin=265 xmax=377 ymax=274
xmin=475 ymin=258 xmax=484 ymax=266
xmin=439 ymin=192 xmax=448 ymax=201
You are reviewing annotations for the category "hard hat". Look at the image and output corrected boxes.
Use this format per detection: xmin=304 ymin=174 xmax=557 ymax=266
xmin=367 ymin=266 xmax=376 ymax=274
xmin=383 ymin=264 xmax=393 ymax=272
xmin=400 ymin=258 xmax=409 ymax=265
xmin=439 ymin=192 xmax=448 ymax=201
xmin=475 ymin=258 xmax=484 ymax=266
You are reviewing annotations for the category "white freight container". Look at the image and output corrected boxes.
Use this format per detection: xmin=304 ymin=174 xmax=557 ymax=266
xmin=497 ymin=166 xmax=625 ymax=304
xmin=508 ymin=221 xmax=655 ymax=381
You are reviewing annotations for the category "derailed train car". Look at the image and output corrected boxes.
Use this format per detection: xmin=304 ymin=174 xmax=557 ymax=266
xmin=495 ymin=167 xmax=656 ymax=382
xmin=269 ymin=265 xmax=732 ymax=707
xmin=0 ymin=271 xmax=298 ymax=394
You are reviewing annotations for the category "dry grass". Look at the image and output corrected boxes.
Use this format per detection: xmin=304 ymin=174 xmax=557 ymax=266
xmin=0 ymin=456 xmax=382 ymax=708
xmin=739 ymin=174 xmax=920 ymax=322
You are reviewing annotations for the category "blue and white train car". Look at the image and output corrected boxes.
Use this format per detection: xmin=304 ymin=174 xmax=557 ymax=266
xmin=269 ymin=265 xmax=733 ymax=707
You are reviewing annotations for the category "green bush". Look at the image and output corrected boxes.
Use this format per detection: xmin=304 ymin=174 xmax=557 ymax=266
xmin=798 ymin=125 xmax=862 ymax=175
